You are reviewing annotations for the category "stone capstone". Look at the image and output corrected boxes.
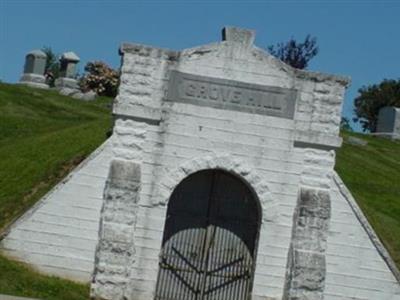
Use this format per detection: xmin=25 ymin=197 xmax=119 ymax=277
xmin=61 ymin=51 xmax=80 ymax=62
xmin=222 ymin=26 xmax=255 ymax=47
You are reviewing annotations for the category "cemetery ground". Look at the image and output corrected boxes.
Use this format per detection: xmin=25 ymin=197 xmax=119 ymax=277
xmin=0 ymin=83 xmax=398 ymax=298
xmin=335 ymin=130 xmax=400 ymax=269
xmin=0 ymin=82 xmax=112 ymax=299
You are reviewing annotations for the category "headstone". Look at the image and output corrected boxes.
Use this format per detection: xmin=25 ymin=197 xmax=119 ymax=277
xmin=376 ymin=106 xmax=400 ymax=139
xmin=347 ymin=136 xmax=368 ymax=146
xmin=55 ymin=51 xmax=80 ymax=90
xmin=81 ymin=90 xmax=97 ymax=101
xmin=19 ymin=50 xmax=49 ymax=89
xmin=59 ymin=88 xmax=96 ymax=101
xmin=90 ymin=26 xmax=353 ymax=300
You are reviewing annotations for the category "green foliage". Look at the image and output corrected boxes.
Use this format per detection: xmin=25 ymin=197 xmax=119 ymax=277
xmin=41 ymin=46 xmax=60 ymax=87
xmin=354 ymin=79 xmax=400 ymax=132
xmin=340 ymin=117 xmax=353 ymax=131
xmin=79 ymin=61 xmax=120 ymax=97
xmin=268 ymin=35 xmax=319 ymax=69
xmin=336 ymin=131 xmax=400 ymax=269
xmin=0 ymin=83 xmax=112 ymax=232
xmin=0 ymin=254 xmax=89 ymax=300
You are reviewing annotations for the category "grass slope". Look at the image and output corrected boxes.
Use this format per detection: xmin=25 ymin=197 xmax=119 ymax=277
xmin=0 ymin=83 xmax=112 ymax=299
xmin=0 ymin=254 xmax=89 ymax=300
xmin=0 ymin=83 xmax=112 ymax=232
xmin=335 ymin=131 xmax=400 ymax=269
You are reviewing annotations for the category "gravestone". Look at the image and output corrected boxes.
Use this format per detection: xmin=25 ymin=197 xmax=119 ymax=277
xmin=376 ymin=106 xmax=400 ymax=139
xmin=55 ymin=51 xmax=80 ymax=90
xmin=19 ymin=50 xmax=49 ymax=89
xmin=90 ymin=26 xmax=351 ymax=300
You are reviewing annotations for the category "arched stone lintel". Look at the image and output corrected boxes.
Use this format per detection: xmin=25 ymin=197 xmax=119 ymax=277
xmin=152 ymin=154 xmax=278 ymax=224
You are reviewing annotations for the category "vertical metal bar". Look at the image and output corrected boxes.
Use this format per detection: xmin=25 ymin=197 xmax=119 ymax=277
xmin=193 ymin=228 xmax=201 ymax=300
xmin=165 ymin=243 xmax=172 ymax=299
xmin=239 ymin=241 xmax=246 ymax=300
xmin=190 ymin=228 xmax=198 ymax=300
xmin=213 ymin=227 xmax=220 ymax=300
xmin=182 ymin=229 xmax=190 ymax=300
xmin=230 ymin=229 xmax=236 ymax=300
xmin=220 ymin=227 xmax=228 ymax=300
xmin=237 ymin=237 xmax=243 ymax=300
xmin=172 ymin=231 xmax=181 ymax=300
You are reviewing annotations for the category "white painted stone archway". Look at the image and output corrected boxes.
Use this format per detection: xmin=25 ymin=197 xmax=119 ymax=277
xmin=152 ymin=154 xmax=279 ymax=224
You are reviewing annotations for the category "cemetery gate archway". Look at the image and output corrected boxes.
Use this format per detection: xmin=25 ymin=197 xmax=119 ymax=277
xmin=154 ymin=169 xmax=261 ymax=300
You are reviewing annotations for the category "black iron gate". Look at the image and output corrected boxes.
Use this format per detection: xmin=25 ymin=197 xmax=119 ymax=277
xmin=154 ymin=170 xmax=260 ymax=300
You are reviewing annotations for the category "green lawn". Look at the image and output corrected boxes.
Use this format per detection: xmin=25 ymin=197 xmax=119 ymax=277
xmin=0 ymin=83 xmax=112 ymax=299
xmin=0 ymin=83 xmax=112 ymax=232
xmin=335 ymin=131 xmax=400 ymax=269
xmin=0 ymin=254 xmax=89 ymax=300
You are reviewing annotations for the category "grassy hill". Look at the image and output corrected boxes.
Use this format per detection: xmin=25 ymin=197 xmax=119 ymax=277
xmin=0 ymin=83 xmax=112 ymax=233
xmin=0 ymin=83 xmax=112 ymax=299
xmin=335 ymin=131 xmax=400 ymax=270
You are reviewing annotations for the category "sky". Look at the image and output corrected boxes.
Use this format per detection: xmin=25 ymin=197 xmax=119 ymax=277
xmin=1 ymin=0 xmax=399 ymax=131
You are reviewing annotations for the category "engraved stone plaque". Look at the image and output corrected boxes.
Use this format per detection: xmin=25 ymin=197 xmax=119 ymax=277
xmin=167 ymin=71 xmax=297 ymax=119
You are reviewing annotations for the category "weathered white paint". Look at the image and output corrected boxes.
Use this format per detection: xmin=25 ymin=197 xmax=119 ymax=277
xmin=0 ymin=141 xmax=113 ymax=282
xmin=325 ymin=173 xmax=400 ymax=300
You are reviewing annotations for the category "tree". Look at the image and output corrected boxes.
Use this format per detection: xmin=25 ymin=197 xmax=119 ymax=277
xmin=79 ymin=61 xmax=119 ymax=97
xmin=353 ymin=79 xmax=400 ymax=132
xmin=268 ymin=35 xmax=319 ymax=69
xmin=340 ymin=117 xmax=353 ymax=132
xmin=42 ymin=46 xmax=60 ymax=87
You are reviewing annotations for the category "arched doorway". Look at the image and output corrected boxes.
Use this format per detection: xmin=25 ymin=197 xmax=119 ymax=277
xmin=154 ymin=169 xmax=261 ymax=300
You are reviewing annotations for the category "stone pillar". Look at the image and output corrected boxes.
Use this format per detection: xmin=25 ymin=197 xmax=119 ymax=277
xmin=91 ymin=159 xmax=141 ymax=300
xmin=55 ymin=51 xmax=80 ymax=90
xmin=284 ymin=148 xmax=334 ymax=300
xmin=284 ymin=188 xmax=331 ymax=300
xmin=19 ymin=50 xmax=49 ymax=89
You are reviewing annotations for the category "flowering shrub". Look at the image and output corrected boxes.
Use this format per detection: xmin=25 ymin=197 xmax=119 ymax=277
xmin=79 ymin=61 xmax=119 ymax=97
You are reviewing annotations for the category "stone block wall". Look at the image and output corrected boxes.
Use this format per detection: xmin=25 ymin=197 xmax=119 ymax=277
xmin=91 ymin=28 xmax=350 ymax=300
xmin=92 ymin=160 xmax=140 ymax=299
